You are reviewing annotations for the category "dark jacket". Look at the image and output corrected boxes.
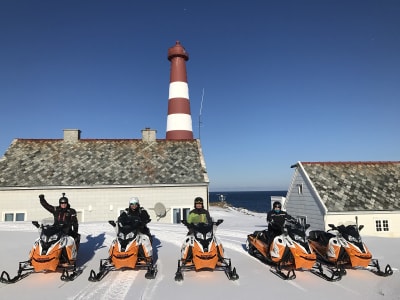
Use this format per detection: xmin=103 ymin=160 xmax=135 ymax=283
xmin=40 ymin=198 xmax=79 ymax=236
xmin=118 ymin=205 xmax=151 ymax=235
xmin=266 ymin=209 xmax=291 ymax=235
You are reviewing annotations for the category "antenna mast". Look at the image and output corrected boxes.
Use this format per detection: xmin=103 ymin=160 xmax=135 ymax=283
xmin=198 ymin=88 xmax=205 ymax=139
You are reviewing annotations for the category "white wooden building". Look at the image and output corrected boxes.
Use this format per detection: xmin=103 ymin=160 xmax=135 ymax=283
xmin=0 ymin=129 xmax=209 ymax=224
xmin=285 ymin=161 xmax=400 ymax=237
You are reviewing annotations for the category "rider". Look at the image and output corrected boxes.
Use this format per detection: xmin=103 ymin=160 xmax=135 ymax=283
xmin=39 ymin=193 xmax=80 ymax=258
xmin=39 ymin=193 xmax=79 ymax=239
xmin=186 ymin=197 xmax=212 ymax=234
xmin=265 ymin=201 xmax=294 ymax=244
xmin=118 ymin=197 xmax=152 ymax=242
xmin=187 ymin=197 xmax=212 ymax=225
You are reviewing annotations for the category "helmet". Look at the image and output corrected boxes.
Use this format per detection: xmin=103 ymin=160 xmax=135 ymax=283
xmin=272 ymin=201 xmax=282 ymax=210
xmin=194 ymin=197 xmax=203 ymax=204
xmin=59 ymin=193 xmax=69 ymax=205
xmin=129 ymin=197 xmax=140 ymax=206
xmin=194 ymin=197 xmax=204 ymax=206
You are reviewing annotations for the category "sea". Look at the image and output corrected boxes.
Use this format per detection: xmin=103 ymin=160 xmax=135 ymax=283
xmin=209 ymin=191 xmax=287 ymax=213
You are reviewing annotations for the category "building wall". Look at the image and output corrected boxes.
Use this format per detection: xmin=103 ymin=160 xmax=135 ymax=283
xmin=0 ymin=185 xmax=208 ymax=224
xmin=325 ymin=211 xmax=400 ymax=238
xmin=285 ymin=168 xmax=325 ymax=230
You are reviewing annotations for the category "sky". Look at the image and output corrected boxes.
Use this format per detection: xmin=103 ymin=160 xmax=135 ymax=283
xmin=0 ymin=205 xmax=399 ymax=299
xmin=0 ymin=1 xmax=399 ymax=191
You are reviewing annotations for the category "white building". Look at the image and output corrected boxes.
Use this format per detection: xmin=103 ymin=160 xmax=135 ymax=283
xmin=285 ymin=161 xmax=400 ymax=237
xmin=0 ymin=128 xmax=209 ymax=224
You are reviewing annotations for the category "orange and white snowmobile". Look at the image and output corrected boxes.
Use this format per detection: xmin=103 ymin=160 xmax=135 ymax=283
xmin=174 ymin=219 xmax=239 ymax=281
xmin=0 ymin=221 xmax=81 ymax=284
xmin=308 ymin=222 xmax=393 ymax=279
xmin=88 ymin=218 xmax=157 ymax=281
xmin=247 ymin=218 xmax=318 ymax=280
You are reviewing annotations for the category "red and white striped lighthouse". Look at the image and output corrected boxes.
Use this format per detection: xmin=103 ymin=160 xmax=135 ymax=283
xmin=166 ymin=41 xmax=193 ymax=140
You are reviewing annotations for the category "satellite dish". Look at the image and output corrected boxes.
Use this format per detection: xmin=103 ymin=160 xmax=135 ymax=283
xmin=154 ymin=202 xmax=167 ymax=219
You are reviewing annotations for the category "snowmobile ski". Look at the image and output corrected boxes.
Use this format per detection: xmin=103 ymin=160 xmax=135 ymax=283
xmin=0 ymin=262 xmax=33 ymax=284
xmin=310 ymin=262 xmax=343 ymax=282
xmin=270 ymin=265 xmax=296 ymax=280
xmin=366 ymin=259 xmax=393 ymax=277
xmin=60 ymin=266 xmax=83 ymax=281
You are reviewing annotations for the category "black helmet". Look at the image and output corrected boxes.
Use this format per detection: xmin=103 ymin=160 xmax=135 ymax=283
xmin=194 ymin=197 xmax=204 ymax=206
xmin=59 ymin=193 xmax=69 ymax=205
xmin=272 ymin=201 xmax=282 ymax=210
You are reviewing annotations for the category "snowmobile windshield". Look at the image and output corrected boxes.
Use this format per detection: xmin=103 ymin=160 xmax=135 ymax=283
xmin=40 ymin=225 xmax=63 ymax=245
xmin=193 ymin=223 xmax=214 ymax=247
xmin=192 ymin=222 xmax=213 ymax=234
xmin=117 ymin=224 xmax=138 ymax=241
xmin=340 ymin=225 xmax=363 ymax=244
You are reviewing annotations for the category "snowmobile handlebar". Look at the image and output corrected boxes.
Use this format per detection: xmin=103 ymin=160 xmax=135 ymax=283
xmin=181 ymin=219 xmax=223 ymax=228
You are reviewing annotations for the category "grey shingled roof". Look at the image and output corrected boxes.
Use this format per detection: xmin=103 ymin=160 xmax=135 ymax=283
xmin=0 ymin=139 xmax=208 ymax=187
xmin=299 ymin=161 xmax=400 ymax=212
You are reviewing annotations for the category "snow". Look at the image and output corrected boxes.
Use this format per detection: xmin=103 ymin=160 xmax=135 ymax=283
xmin=0 ymin=206 xmax=399 ymax=300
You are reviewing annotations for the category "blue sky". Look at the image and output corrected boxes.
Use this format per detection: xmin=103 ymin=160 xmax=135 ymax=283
xmin=1 ymin=1 xmax=399 ymax=192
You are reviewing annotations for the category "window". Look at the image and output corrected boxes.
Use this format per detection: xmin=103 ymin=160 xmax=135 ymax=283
xmin=382 ymin=220 xmax=389 ymax=231
xmin=375 ymin=219 xmax=389 ymax=232
xmin=296 ymin=215 xmax=307 ymax=227
xmin=297 ymin=183 xmax=303 ymax=195
xmin=172 ymin=208 xmax=190 ymax=224
xmin=16 ymin=213 xmax=25 ymax=221
xmin=3 ymin=212 xmax=26 ymax=222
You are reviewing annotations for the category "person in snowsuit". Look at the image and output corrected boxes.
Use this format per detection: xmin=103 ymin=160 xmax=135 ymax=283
xmin=186 ymin=197 xmax=212 ymax=234
xmin=264 ymin=201 xmax=294 ymax=245
xmin=39 ymin=193 xmax=80 ymax=259
xmin=118 ymin=197 xmax=152 ymax=243
xmin=187 ymin=197 xmax=212 ymax=224
xmin=39 ymin=193 xmax=79 ymax=239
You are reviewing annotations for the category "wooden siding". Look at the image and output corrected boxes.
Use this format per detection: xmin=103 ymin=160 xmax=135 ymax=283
xmin=285 ymin=168 xmax=325 ymax=230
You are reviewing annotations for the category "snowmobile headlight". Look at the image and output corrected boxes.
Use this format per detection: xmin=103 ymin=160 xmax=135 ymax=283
xmin=49 ymin=233 xmax=59 ymax=242
xmin=205 ymin=232 xmax=212 ymax=239
xmin=196 ymin=232 xmax=204 ymax=240
xmin=42 ymin=233 xmax=58 ymax=243
xmin=348 ymin=235 xmax=361 ymax=243
xmin=125 ymin=232 xmax=135 ymax=240
xmin=293 ymin=234 xmax=305 ymax=243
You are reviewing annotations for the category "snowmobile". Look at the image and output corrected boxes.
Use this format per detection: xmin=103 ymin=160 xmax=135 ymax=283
xmin=88 ymin=217 xmax=157 ymax=281
xmin=0 ymin=221 xmax=81 ymax=284
xmin=246 ymin=218 xmax=320 ymax=280
xmin=174 ymin=219 xmax=239 ymax=281
xmin=308 ymin=222 xmax=393 ymax=279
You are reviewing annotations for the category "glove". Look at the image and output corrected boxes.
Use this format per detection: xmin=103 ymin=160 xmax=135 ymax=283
xmin=39 ymin=194 xmax=45 ymax=201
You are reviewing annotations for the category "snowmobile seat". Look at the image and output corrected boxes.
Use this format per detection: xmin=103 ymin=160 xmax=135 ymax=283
xmin=254 ymin=230 xmax=268 ymax=243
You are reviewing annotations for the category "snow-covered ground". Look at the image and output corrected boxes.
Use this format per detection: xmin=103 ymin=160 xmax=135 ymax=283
xmin=0 ymin=206 xmax=399 ymax=300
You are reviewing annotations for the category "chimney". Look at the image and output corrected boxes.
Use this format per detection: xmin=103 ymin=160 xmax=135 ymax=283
xmin=63 ymin=129 xmax=81 ymax=142
xmin=142 ymin=128 xmax=157 ymax=142
xmin=166 ymin=41 xmax=194 ymax=140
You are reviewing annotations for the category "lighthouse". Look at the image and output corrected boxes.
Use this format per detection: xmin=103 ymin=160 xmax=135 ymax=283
xmin=166 ymin=41 xmax=194 ymax=140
